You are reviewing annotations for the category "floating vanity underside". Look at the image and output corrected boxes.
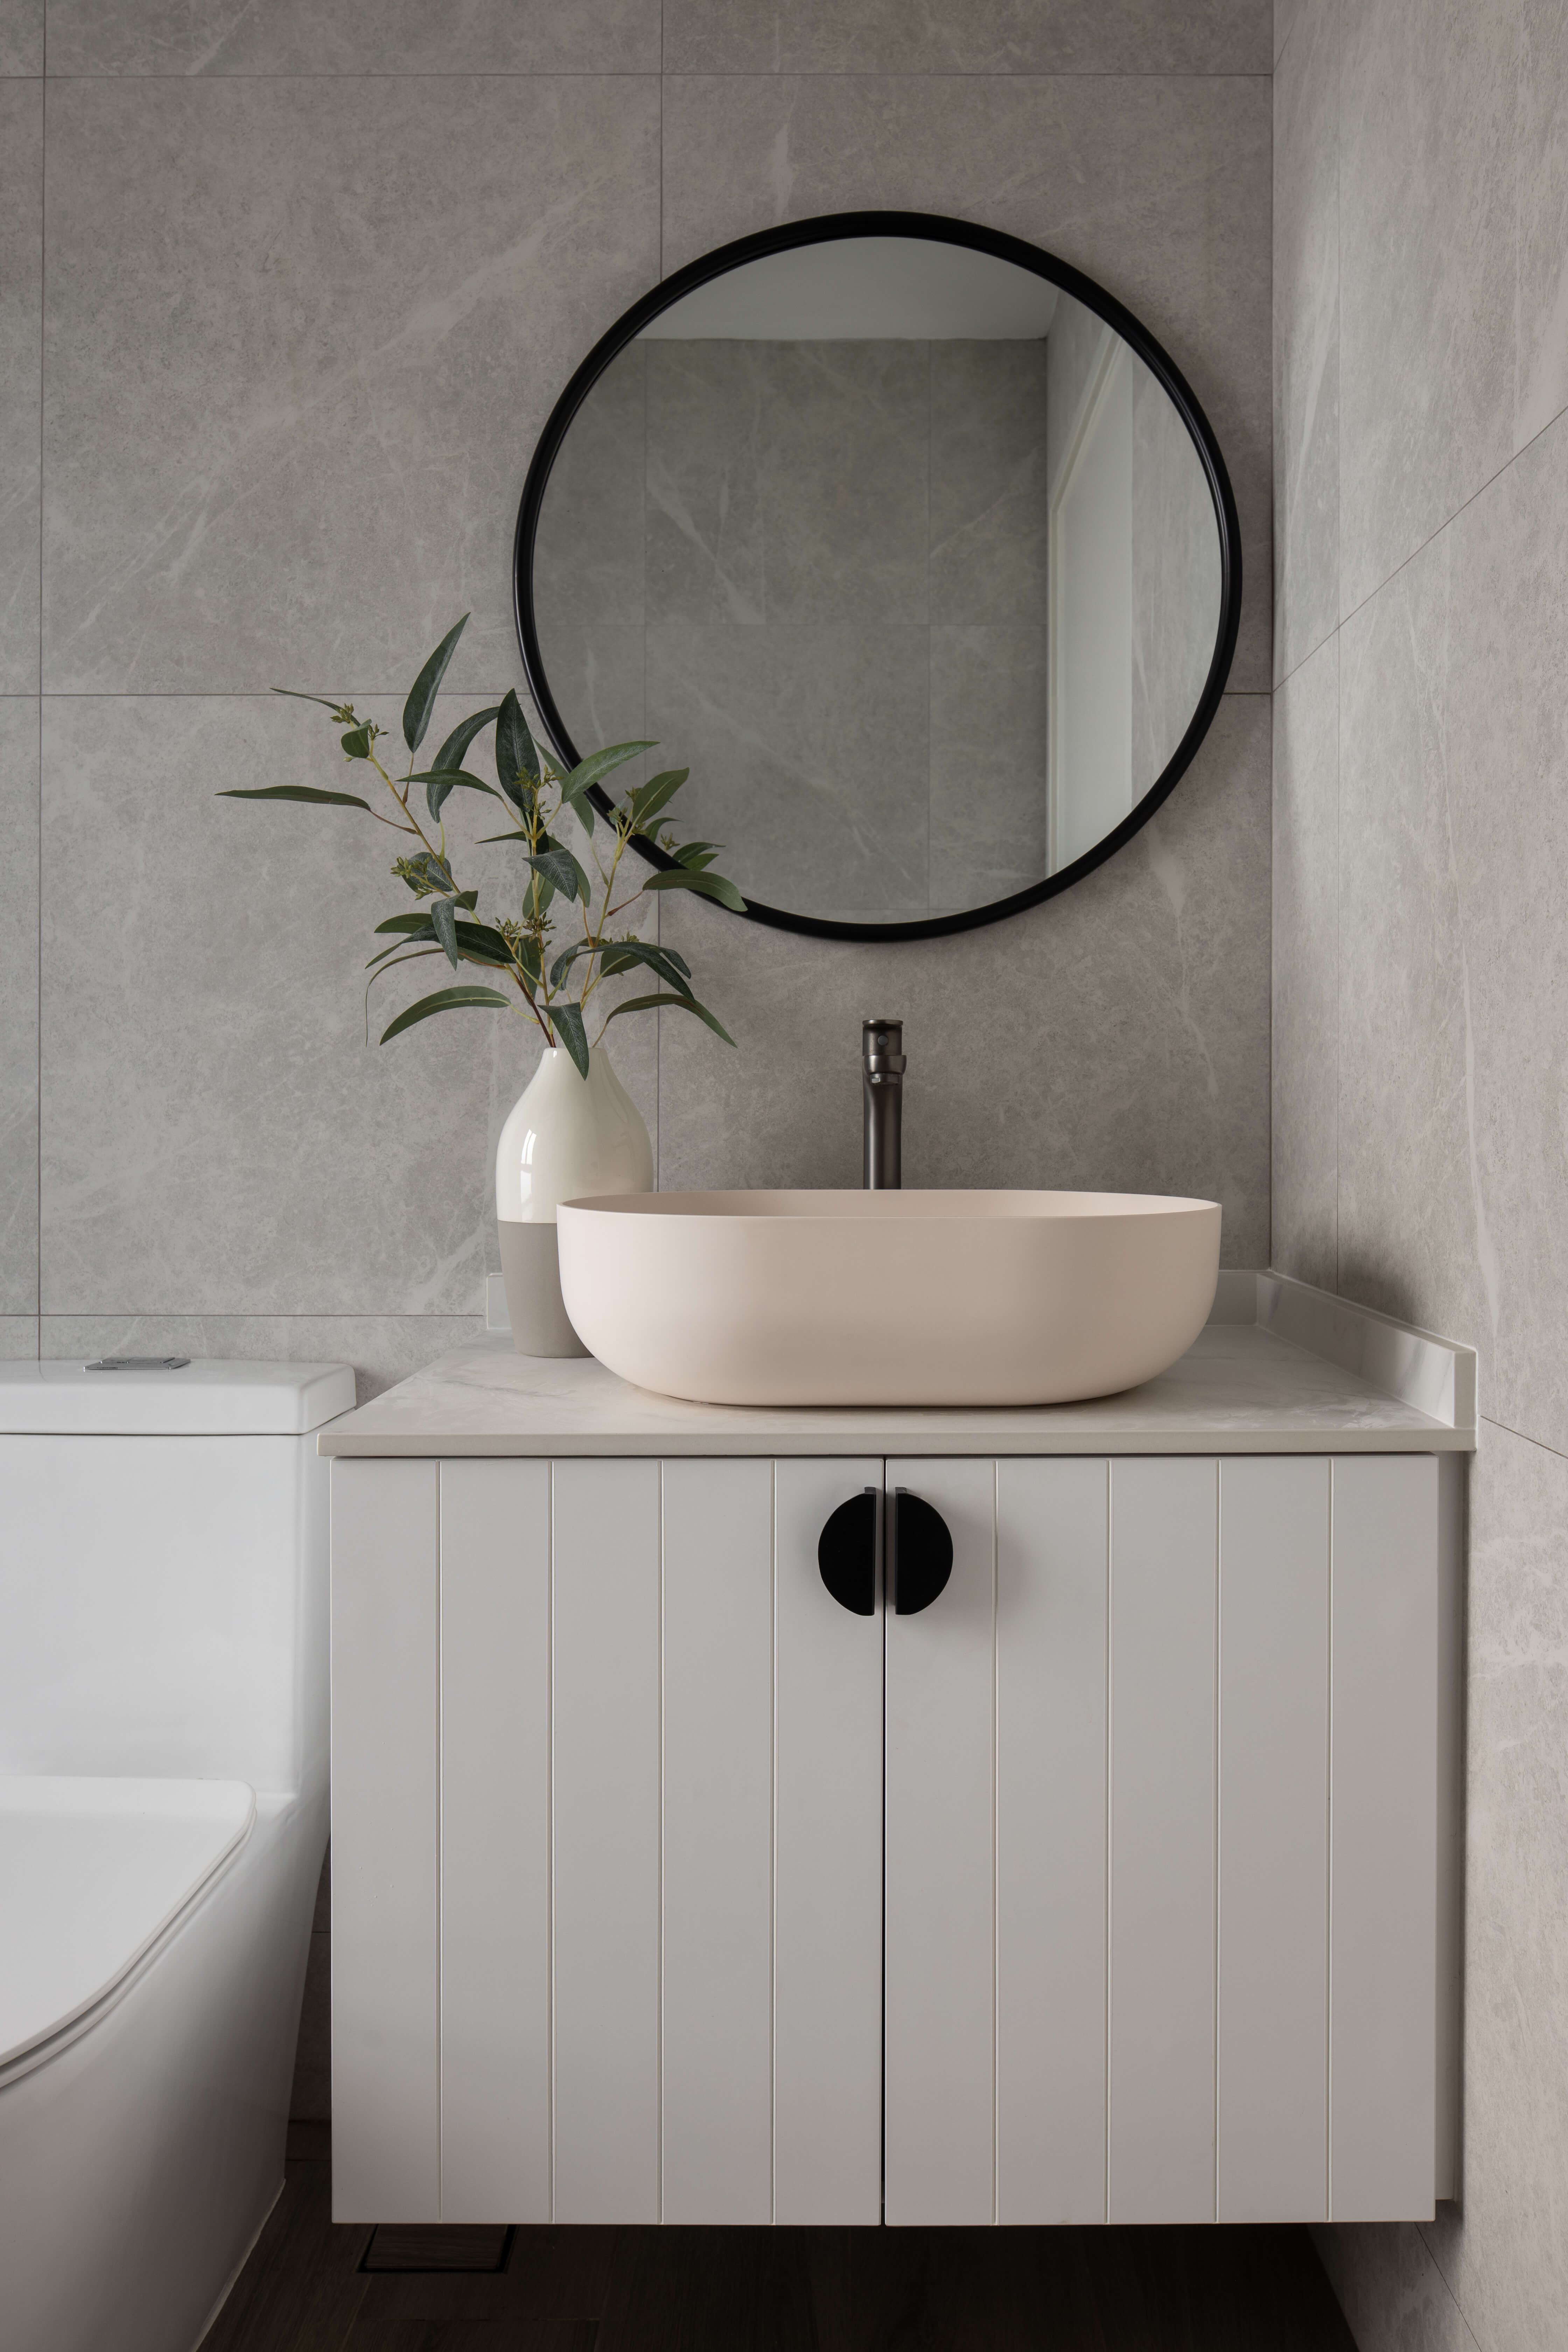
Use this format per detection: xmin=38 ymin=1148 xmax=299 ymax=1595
xmin=324 ymin=1274 xmax=1472 ymax=2231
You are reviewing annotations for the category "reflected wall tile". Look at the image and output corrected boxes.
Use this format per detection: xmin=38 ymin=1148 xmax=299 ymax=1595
xmin=39 ymin=693 xmax=580 ymax=1317
xmin=45 ymin=0 xmax=660 ymax=73
xmin=644 ymin=342 xmax=766 ymax=626
xmin=1421 ymin=1421 xmax=1568 ymax=2352
xmin=42 ymin=77 xmax=659 ymax=694
xmin=644 ymin=621 xmax=930 ymax=918
xmin=929 ymin=341 xmax=1049 ymax=626
xmin=531 ymin=623 xmax=646 ymax=772
xmin=657 ymin=693 xmax=1270 ymax=1266
xmin=1271 ymin=635 xmax=1336 ymax=1290
xmin=1131 ymin=358 xmax=1225 ymax=793
xmin=1334 ymin=530 xmax=1495 ymax=1385
xmin=0 ymin=0 xmax=40 ymax=74
xmin=0 ymin=82 xmax=40 ymax=693
xmin=761 ymin=343 xmax=930 ymax=623
xmin=1273 ymin=0 xmax=1338 ymax=684
xmin=662 ymin=0 xmax=1272 ymax=75
xmin=1516 ymin=0 xmax=1568 ymax=450
xmin=0 ymin=699 xmax=37 ymax=1313
xmin=929 ymin=627 xmax=1049 ymax=911
xmin=1310 ymin=2222 xmax=1474 ymax=2352
xmin=1443 ymin=414 xmax=1568 ymax=1454
xmin=531 ymin=345 xmax=646 ymax=630
xmin=662 ymin=73 xmax=1272 ymax=693
xmin=0 ymin=1315 xmax=36 ymax=1357
xmin=41 ymin=1314 xmax=482 ymax=1402
xmin=1337 ymin=0 xmax=1515 ymax=618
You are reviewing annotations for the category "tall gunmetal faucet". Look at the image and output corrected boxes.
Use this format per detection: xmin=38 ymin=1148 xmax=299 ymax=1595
xmin=861 ymin=1017 xmax=905 ymax=1189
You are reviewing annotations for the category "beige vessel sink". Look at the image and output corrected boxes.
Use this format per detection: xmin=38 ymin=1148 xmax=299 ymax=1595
xmin=556 ymin=1189 xmax=1222 ymax=1408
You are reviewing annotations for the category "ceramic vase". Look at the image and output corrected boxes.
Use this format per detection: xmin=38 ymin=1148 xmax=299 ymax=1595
xmin=495 ymin=1043 xmax=653 ymax=1356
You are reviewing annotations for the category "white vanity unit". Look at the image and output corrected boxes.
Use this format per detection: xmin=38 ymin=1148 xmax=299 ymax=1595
xmin=323 ymin=1273 xmax=1472 ymax=2233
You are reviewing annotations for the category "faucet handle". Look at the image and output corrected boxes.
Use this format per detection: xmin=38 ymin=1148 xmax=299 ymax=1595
xmin=861 ymin=1016 xmax=906 ymax=1076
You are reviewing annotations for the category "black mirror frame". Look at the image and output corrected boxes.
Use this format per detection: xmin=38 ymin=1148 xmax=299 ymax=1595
xmin=513 ymin=209 xmax=1243 ymax=946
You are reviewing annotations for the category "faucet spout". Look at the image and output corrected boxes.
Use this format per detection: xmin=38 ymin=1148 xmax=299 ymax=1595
xmin=861 ymin=1017 xmax=906 ymax=1190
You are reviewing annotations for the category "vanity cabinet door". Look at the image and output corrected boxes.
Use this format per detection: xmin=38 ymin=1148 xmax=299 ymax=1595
xmin=882 ymin=1453 xmax=1441 ymax=2229
xmin=331 ymin=1454 xmax=883 ymax=2226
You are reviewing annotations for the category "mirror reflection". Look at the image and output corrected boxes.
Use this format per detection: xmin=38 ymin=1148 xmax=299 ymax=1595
xmin=529 ymin=233 xmax=1226 ymax=928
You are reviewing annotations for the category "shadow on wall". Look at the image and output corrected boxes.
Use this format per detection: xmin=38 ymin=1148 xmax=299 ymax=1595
xmin=289 ymin=1850 xmax=331 ymax=2128
xmin=1333 ymin=1248 xmax=1432 ymax=1341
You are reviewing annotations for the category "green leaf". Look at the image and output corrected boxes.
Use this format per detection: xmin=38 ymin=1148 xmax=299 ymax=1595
xmin=380 ymin=984 xmax=512 ymax=1044
xmin=340 ymin=726 xmax=372 ymax=761
xmin=603 ymin=991 xmax=736 ymax=1046
xmin=495 ymin=690 xmax=540 ymax=805
xmin=672 ymin=840 xmax=720 ymax=872
xmin=219 ymin=784 xmax=374 ymax=811
xmin=379 ymin=915 xmax=513 ymax=966
xmin=405 ymin=766 xmax=498 ymax=822
xmin=527 ymin=847 xmax=589 ymax=904
xmin=430 ymin=898 xmax=459 ymax=967
xmin=641 ymin=867 xmax=747 ymax=913
xmin=593 ymin=942 xmax=695 ymax=997
xmin=628 ymin=768 xmax=690 ymax=830
xmin=402 ymin=614 xmax=469 ymax=753
xmin=272 ymin=687 xmax=354 ymax=715
xmin=514 ymin=934 xmax=542 ymax=987
xmin=563 ymin=740 xmax=657 ymax=793
xmin=429 ymin=704 xmax=500 ymax=774
xmin=475 ymin=827 xmax=531 ymax=845
xmin=454 ymin=922 xmax=514 ymax=967
xmin=555 ymin=774 xmax=594 ymax=837
xmin=396 ymin=849 xmax=460 ymax=899
xmin=548 ymin=999 xmax=590 ymax=1079
xmin=547 ymin=940 xmax=593 ymax=988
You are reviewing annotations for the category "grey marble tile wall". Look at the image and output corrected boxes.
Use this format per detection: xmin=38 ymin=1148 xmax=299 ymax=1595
xmin=1274 ymin=5 xmax=1568 ymax=2346
xmin=6 ymin=5 xmax=1272 ymax=1387
xmin=0 ymin=700 xmax=37 ymax=1314
xmin=0 ymin=79 xmax=40 ymax=691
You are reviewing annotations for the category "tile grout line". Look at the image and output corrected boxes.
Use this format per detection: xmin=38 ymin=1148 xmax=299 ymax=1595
xmin=1265 ymin=46 xmax=1275 ymax=1278
xmin=1332 ymin=0 xmax=1342 ymax=1307
xmin=35 ymin=51 xmax=44 ymax=1345
xmin=653 ymin=44 xmax=662 ymax=1188
xmin=33 ymin=67 xmax=1279 ymax=84
xmin=18 ymin=686 xmax=1276 ymax=703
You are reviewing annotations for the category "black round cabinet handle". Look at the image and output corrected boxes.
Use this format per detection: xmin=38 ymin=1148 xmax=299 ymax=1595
xmin=892 ymin=1489 xmax=953 ymax=1615
xmin=818 ymin=1488 xmax=878 ymax=1615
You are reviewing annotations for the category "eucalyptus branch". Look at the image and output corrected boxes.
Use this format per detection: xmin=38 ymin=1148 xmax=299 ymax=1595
xmin=227 ymin=616 xmax=744 ymax=1066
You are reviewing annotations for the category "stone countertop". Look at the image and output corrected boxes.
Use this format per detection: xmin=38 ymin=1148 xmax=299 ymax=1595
xmin=318 ymin=1276 xmax=1475 ymax=1458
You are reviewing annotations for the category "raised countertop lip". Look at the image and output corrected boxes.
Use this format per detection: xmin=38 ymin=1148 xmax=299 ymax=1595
xmin=318 ymin=1271 xmax=1477 ymax=1459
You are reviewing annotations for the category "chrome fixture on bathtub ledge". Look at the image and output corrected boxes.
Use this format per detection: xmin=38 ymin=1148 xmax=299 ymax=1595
xmin=862 ymin=1018 xmax=905 ymax=1190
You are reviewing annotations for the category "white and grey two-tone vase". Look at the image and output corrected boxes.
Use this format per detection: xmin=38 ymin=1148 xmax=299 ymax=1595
xmin=495 ymin=1044 xmax=653 ymax=1355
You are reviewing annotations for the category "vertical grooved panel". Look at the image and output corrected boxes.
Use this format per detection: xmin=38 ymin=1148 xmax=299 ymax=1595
xmin=330 ymin=1458 xmax=440 ymax=2221
xmin=772 ymin=1459 xmax=882 ymax=2225
xmin=1330 ymin=1454 xmax=1439 ymax=2220
xmin=439 ymin=1460 xmax=551 ymax=2222
xmin=995 ymin=1457 xmax=1109 ymax=2224
xmin=551 ymin=1458 xmax=661 ymax=2222
xmin=661 ymin=1458 xmax=774 ymax=2223
xmin=1108 ymin=1457 xmax=1217 ymax=2222
xmin=884 ymin=1457 xmax=997 ymax=2226
xmin=1217 ymin=1457 xmax=1329 ymax=2220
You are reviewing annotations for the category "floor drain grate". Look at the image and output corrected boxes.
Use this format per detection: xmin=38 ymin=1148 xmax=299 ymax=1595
xmin=359 ymin=2224 xmax=514 ymax=2274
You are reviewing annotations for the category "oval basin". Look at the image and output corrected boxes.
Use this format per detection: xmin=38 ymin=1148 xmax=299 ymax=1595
xmin=556 ymin=1189 xmax=1221 ymax=1408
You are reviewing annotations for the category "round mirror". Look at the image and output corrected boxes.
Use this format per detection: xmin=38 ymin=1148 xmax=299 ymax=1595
xmin=516 ymin=212 xmax=1241 ymax=942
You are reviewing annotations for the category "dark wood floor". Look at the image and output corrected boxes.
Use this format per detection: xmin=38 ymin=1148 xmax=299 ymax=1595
xmin=203 ymin=2128 xmax=1357 ymax=2352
